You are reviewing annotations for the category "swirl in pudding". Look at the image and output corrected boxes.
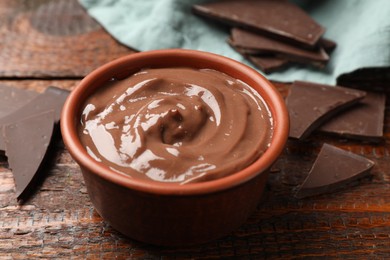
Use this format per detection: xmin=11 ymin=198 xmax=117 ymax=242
xmin=79 ymin=68 xmax=273 ymax=183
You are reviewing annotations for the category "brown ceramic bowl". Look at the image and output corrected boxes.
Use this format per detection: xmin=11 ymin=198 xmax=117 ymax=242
xmin=61 ymin=49 xmax=289 ymax=246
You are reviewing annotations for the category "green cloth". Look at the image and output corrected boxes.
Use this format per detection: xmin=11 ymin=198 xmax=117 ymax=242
xmin=79 ymin=0 xmax=390 ymax=84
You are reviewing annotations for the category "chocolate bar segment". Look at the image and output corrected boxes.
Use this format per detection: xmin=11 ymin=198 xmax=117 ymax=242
xmin=3 ymin=110 xmax=55 ymax=200
xmin=0 ymin=84 xmax=38 ymax=118
xmin=295 ymin=143 xmax=375 ymax=198
xmin=228 ymin=38 xmax=289 ymax=73
xmin=319 ymin=38 xmax=337 ymax=53
xmin=0 ymin=86 xmax=69 ymax=150
xmin=230 ymin=28 xmax=329 ymax=66
xmin=319 ymin=92 xmax=385 ymax=142
xmin=286 ymin=81 xmax=366 ymax=140
xmin=193 ymin=0 xmax=325 ymax=48
xmin=246 ymin=56 xmax=289 ymax=74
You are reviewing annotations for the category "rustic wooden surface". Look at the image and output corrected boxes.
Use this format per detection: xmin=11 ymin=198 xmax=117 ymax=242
xmin=1 ymin=0 xmax=390 ymax=259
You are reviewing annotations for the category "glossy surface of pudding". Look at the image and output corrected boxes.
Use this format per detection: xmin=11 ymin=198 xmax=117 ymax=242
xmin=78 ymin=67 xmax=273 ymax=183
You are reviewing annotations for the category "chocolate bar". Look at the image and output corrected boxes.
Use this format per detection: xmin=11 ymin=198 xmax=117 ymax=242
xmin=0 ymin=84 xmax=38 ymax=118
xmin=246 ymin=56 xmax=289 ymax=74
xmin=319 ymin=38 xmax=337 ymax=53
xmin=0 ymin=86 xmax=69 ymax=201
xmin=228 ymin=38 xmax=289 ymax=73
xmin=337 ymin=68 xmax=390 ymax=92
xmin=4 ymin=110 xmax=55 ymax=200
xmin=0 ymin=86 xmax=69 ymax=150
xmin=295 ymin=143 xmax=375 ymax=198
xmin=230 ymin=28 xmax=329 ymax=67
xmin=319 ymin=92 xmax=386 ymax=142
xmin=286 ymin=81 xmax=366 ymax=140
xmin=193 ymin=0 xmax=325 ymax=48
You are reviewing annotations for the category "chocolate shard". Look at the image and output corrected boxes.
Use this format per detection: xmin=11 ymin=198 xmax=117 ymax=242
xmin=3 ymin=110 xmax=55 ymax=200
xmin=0 ymin=86 xmax=69 ymax=150
xmin=319 ymin=38 xmax=337 ymax=54
xmin=230 ymin=28 xmax=329 ymax=67
xmin=193 ymin=0 xmax=325 ymax=48
xmin=319 ymin=92 xmax=386 ymax=142
xmin=337 ymin=68 xmax=390 ymax=92
xmin=286 ymin=81 xmax=366 ymax=140
xmin=228 ymin=38 xmax=289 ymax=73
xmin=246 ymin=56 xmax=290 ymax=74
xmin=295 ymin=143 xmax=375 ymax=199
xmin=0 ymin=84 xmax=38 ymax=118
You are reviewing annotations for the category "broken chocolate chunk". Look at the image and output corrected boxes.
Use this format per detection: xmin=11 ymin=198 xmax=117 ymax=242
xmin=319 ymin=92 xmax=386 ymax=142
xmin=0 ymin=84 xmax=38 ymax=118
xmin=3 ymin=110 xmax=55 ymax=200
xmin=0 ymin=86 xmax=69 ymax=150
xmin=286 ymin=81 xmax=366 ymax=140
xmin=228 ymin=38 xmax=290 ymax=73
xmin=230 ymin=28 xmax=329 ymax=66
xmin=319 ymin=38 xmax=337 ymax=54
xmin=246 ymin=56 xmax=290 ymax=74
xmin=193 ymin=0 xmax=325 ymax=48
xmin=295 ymin=143 xmax=375 ymax=198
xmin=337 ymin=68 xmax=390 ymax=92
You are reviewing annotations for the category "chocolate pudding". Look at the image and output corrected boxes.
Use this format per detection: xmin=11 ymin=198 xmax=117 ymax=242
xmin=78 ymin=68 xmax=273 ymax=183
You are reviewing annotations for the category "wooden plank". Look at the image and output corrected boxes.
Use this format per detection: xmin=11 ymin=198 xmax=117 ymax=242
xmin=0 ymin=0 xmax=135 ymax=78
xmin=1 ymin=0 xmax=390 ymax=257
xmin=0 ymin=81 xmax=389 ymax=258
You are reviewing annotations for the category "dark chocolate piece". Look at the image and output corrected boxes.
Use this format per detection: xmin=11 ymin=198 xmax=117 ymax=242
xmin=286 ymin=81 xmax=366 ymax=140
xmin=0 ymin=84 xmax=38 ymax=118
xmin=3 ymin=110 xmax=55 ymax=200
xmin=319 ymin=92 xmax=385 ymax=142
xmin=0 ymin=86 xmax=69 ymax=150
xmin=319 ymin=38 xmax=337 ymax=53
xmin=228 ymin=38 xmax=289 ymax=73
xmin=246 ymin=56 xmax=289 ymax=74
xmin=337 ymin=68 xmax=390 ymax=92
xmin=193 ymin=0 xmax=325 ymax=48
xmin=295 ymin=143 xmax=375 ymax=198
xmin=230 ymin=28 xmax=329 ymax=66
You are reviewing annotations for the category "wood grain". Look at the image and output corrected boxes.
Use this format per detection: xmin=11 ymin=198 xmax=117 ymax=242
xmin=0 ymin=0 xmax=134 ymax=78
xmin=1 ymin=1 xmax=390 ymax=259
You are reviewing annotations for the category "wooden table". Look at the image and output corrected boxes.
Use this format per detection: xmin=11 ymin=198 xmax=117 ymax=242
xmin=1 ymin=1 xmax=389 ymax=258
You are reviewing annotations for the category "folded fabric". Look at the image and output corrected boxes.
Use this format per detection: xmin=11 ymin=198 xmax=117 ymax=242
xmin=79 ymin=0 xmax=390 ymax=85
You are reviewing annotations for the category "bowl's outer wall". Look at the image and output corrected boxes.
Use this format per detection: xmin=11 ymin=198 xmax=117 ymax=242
xmin=61 ymin=49 xmax=289 ymax=246
xmin=81 ymin=166 xmax=269 ymax=246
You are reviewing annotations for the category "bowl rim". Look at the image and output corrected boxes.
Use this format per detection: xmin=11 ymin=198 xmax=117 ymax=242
xmin=61 ymin=49 xmax=289 ymax=196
